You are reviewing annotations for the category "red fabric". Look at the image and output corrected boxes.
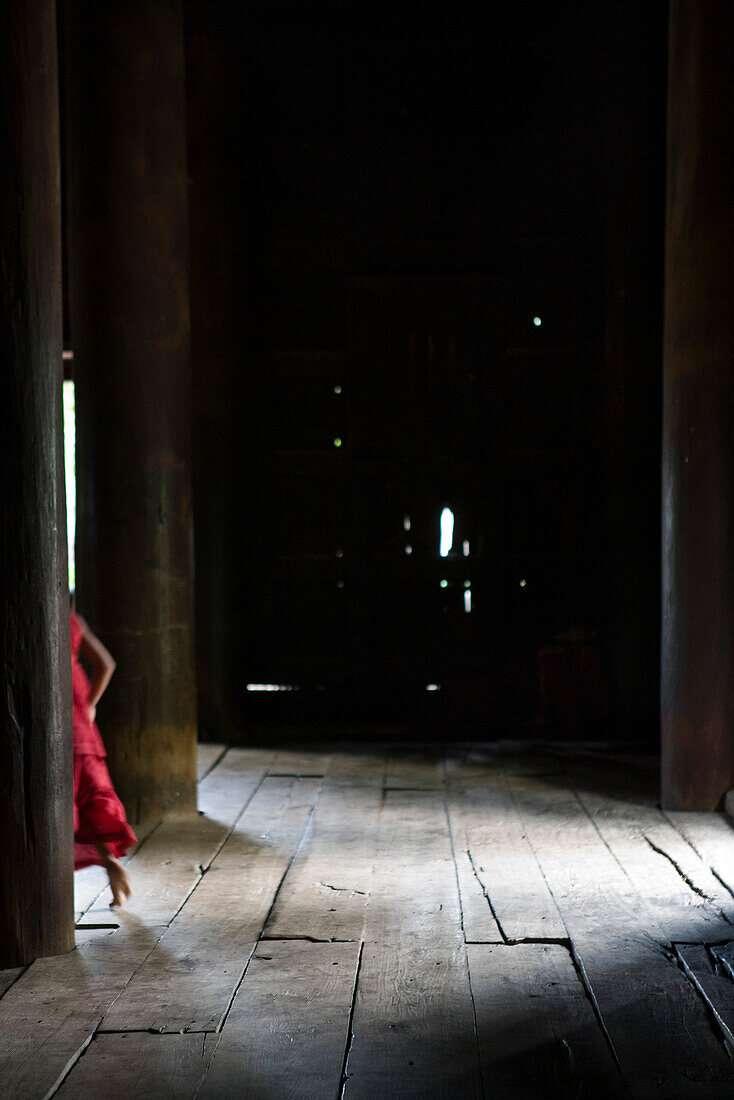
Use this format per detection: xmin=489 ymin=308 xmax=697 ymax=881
xmin=74 ymin=754 xmax=138 ymax=870
xmin=70 ymin=611 xmax=106 ymax=755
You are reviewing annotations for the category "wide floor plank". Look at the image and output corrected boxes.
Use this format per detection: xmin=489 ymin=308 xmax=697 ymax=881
xmin=344 ymin=789 xmax=483 ymax=1099
xmin=448 ymin=782 xmax=565 ymax=941
xmin=265 ymin=783 xmax=382 ymax=941
xmin=508 ymin=772 xmax=734 ymax=1096
xmin=4 ymin=742 xmax=734 ymax=1099
xmin=468 ymin=942 xmax=621 ymax=1098
xmin=0 ymin=920 xmax=161 ymax=1098
xmin=199 ymin=940 xmax=360 ymax=1099
xmin=56 ymin=1033 xmax=218 ymax=1099
xmin=101 ymin=778 xmax=319 ymax=1033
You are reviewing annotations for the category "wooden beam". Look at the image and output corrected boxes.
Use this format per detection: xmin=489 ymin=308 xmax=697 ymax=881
xmin=0 ymin=0 xmax=75 ymax=967
xmin=662 ymin=1 xmax=734 ymax=809
xmin=60 ymin=0 xmax=197 ymax=821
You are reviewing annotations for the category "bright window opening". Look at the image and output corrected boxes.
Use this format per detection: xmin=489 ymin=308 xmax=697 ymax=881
xmin=63 ymin=379 xmax=76 ymax=592
xmin=426 ymin=683 xmax=441 ymax=691
xmin=462 ymin=540 xmax=470 ymax=556
xmin=439 ymin=507 xmax=454 ymax=557
xmin=403 ymin=515 xmax=411 ymax=531
xmin=246 ymin=684 xmax=301 ymax=692
xmin=464 ymin=589 xmax=472 ymax=613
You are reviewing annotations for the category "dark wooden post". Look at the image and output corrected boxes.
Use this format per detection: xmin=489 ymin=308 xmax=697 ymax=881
xmin=662 ymin=1 xmax=734 ymax=809
xmin=61 ymin=0 xmax=197 ymax=821
xmin=0 ymin=0 xmax=75 ymax=966
xmin=597 ymin=5 xmax=665 ymax=744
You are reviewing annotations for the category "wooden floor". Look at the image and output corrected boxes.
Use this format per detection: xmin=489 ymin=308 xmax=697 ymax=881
xmin=3 ymin=743 xmax=734 ymax=1098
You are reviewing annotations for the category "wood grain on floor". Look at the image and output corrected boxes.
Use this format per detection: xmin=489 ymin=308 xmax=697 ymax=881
xmin=2 ymin=741 xmax=734 ymax=1098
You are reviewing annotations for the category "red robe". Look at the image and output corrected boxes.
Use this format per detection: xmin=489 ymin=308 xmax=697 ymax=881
xmin=71 ymin=611 xmax=137 ymax=869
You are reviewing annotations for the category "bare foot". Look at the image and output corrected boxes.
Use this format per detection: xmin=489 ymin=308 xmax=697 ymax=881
xmin=94 ymin=843 xmax=133 ymax=908
xmin=106 ymin=856 xmax=133 ymax=908
xmin=100 ymin=853 xmax=132 ymax=906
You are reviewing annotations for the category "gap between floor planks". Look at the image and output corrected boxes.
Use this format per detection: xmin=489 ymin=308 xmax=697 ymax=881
xmin=4 ymin=743 xmax=734 ymax=1100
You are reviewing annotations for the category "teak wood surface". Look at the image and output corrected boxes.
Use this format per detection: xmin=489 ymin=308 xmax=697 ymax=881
xmin=2 ymin=741 xmax=734 ymax=1097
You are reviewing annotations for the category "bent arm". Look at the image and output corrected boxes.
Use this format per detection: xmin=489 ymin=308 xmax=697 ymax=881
xmin=77 ymin=614 xmax=117 ymax=708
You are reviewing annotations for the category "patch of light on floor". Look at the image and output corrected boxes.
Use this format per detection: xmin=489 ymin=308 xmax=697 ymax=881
xmin=439 ymin=507 xmax=454 ymax=557
xmin=63 ymin=378 xmax=76 ymax=592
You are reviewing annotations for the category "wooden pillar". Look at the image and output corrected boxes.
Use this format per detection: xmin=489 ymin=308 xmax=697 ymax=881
xmin=597 ymin=4 xmax=665 ymax=744
xmin=662 ymin=1 xmax=734 ymax=809
xmin=185 ymin=11 xmax=249 ymax=740
xmin=61 ymin=0 xmax=197 ymax=821
xmin=0 ymin=0 xmax=75 ymax=966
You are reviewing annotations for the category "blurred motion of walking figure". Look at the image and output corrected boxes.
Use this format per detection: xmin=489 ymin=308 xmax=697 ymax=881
xmin=70 ymin=610 xmax=137 ymax=906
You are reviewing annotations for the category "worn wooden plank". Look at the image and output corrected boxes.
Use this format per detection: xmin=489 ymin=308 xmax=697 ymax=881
xmin=324 ymin=747 xmax=387 ymax=787
xmin=265 ymin=783 xmax=381 ymax=941
xmin=199 ymin=940 xmax=360 ymax=1099
xmin=446 ymin=742 xmax=566 ymax=786
xmin=268 ymin=749 xmax=332 ymax=776
xmin=344 ymin=790 xmax=483 ymax=1099
xmin=384 ymin=747 xmax=445 ymax=789
xmin=0 ymin=919 xmax=161 ymax=1097
xmin=0 ymin=968 xmax=24 ymax=1002
xmin=56 ymin=1032 xmax=218 ymax=1099
xmin=78 ymin=748 xmax=274 ymax=924
xmin=676 ymin=945 xmax=734 ymax=1049
xmin=710 ymin=942 xmax=734 ymax=985
xmin=451 ymin=838 xmax=504 ymax=944
xmin=197 ymin=741 xmax=226 ymax=780
xmin=569 ymin=774 xmax=734 ymax=940
xmin=664 ymin=811 xmax=734 ymax=899
xmin=467 ymin=942 xmax=621 ymax=1098
xmin=101 ymin=778 xmax=319 ymax=1033
xmin=447 ymin=783 xmax=565 ymax=941
xmin=508 ymin=772 xmax=734 ymax=1096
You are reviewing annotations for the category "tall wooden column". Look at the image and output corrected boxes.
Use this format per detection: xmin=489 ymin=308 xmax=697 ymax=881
xmin=0 ymin=0 xmax=75 ymax=966
xmin=662 ymin=1 xmax=734 ymax=809
xmin=62 ymin=0 xmax=197 ymax=821
xmin=597 ymin=5 xmax=665 ymax=744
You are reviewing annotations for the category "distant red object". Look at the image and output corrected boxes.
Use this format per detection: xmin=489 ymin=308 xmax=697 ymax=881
xmin=536 ymin=627 xmax=610 ymax=735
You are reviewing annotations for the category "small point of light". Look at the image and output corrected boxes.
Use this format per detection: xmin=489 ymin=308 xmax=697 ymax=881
xmin=334 ymin=384 xmax=342 ymax=394
xmin=426 ymin=683 xmax=441 ymax=691
xmin=464 ymin=580 xmax=471 ymax=589
xmin=403 ymin=515 xmax=411 ymax=531
xmin=336 ymin=580 xmax=345 ymax=589
xmin=533 ymin=316 xmax=542 ymax=327
xmin=405 ymin=544 xmax=412 ymax=555
xmin=62 ymin=349 xmax=74 ymax=361
xmin=439 ymin=507 xmax=454 ymax=557
xmin=333 ymin=437 xmax=342 ymax=448
xmin=246 ymin=684 xmax=300 ymax=692
xmin=335 ymin=548 xmax=343 ymax=558
xmin=440 ymin=579 xmax=448 ymax=588
xmin=519 ymin=578 xmax=527 ymax=588
xmin=462 ymin=540 xmax=470 ymax=557
xmin=464 ymin=589 xmax=472 ymax=613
